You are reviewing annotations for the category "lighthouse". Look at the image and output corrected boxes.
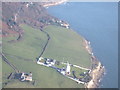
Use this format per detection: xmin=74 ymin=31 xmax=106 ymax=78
xmin=66 ymin=62 xmax=71 ymax=75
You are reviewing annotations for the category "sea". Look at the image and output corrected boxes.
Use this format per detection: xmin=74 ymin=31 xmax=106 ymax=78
xmin=47 ymin=2 xmax=118 ymax=88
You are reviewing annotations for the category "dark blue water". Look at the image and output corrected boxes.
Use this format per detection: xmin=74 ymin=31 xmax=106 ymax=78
xmin=47 ymin=2 xmax=118 ymax=88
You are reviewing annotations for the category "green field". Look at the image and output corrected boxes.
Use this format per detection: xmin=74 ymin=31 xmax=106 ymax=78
xmin=43 ymin=25 xmax=91 ymax=68
xmin=2 ymin=24 xmax=91 ymax=88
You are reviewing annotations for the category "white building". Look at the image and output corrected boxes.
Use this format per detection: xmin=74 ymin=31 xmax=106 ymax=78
xmin=66 ymin=62 xmax=71 ymax=75
xmin=39 ymin=57 xmax=44 ymax=60
xmin=21 ymin=72 xmax=32 ymax=82
xmin=21 ymin=72 xmax=25 ymax=79
xmin=46 ymin=59 xmax=56 ymax=66
xmin=61 ymin=69 xmax=65 ymax=75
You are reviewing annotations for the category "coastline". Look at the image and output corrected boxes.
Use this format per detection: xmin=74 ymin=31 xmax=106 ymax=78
xmin=43 ymin=1 xmax=105 ymax=88
xmin=42 ymin=0 xmax=68 ymax=7
xmin=2 ymin=2 xmax=117 ymax=88
xmin=83 ymin=37 xmax=105 ymax=88
xmin=86 ymin=62 xmax=105 ymax=88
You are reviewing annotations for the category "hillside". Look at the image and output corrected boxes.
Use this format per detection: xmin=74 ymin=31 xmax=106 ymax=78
xmin=2 ymin=2 xmax=67 ymax=34
xmin=2 ymin=2 xmax=94 ymax=88
xmin=2 ymin=2 xmax=52 ymax=30
xmin=2 ymin=24 xmax=91 ymax=88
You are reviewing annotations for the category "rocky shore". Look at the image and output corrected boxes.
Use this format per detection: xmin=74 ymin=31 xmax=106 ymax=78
xmin=85 ymin=60 xmax=105 ymax=88
xmin=83 ymin=38 xmax=105 ymax=88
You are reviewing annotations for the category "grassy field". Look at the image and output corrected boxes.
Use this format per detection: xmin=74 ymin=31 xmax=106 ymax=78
xmin=2 ymin=24 xmax=91 ymax=88
xmin=43 ymin=25 xmax=91 ymax=68
xmin=3 ymin=24 xmax=48 ymax=61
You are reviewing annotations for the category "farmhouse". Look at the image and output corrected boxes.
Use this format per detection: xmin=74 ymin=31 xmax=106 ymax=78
xmin=37 ymin=57 xmax=56 ymax=67
xmin=20 ymin=72 xmax=32 ymax=82
xmin=61 ymin=23 xmax=69 ymax=28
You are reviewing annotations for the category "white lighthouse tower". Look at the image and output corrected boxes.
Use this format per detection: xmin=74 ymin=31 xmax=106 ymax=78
xmin=66 ymin=62 xmax=71 ymax=75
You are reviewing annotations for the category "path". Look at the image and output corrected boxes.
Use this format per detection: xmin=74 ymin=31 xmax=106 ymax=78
xmin=61 ymin=62 xmax=90 ymax=71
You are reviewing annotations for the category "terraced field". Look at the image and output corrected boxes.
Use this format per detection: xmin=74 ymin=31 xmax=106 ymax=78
xmin=2 ymin=24 xmax=91 ymax=88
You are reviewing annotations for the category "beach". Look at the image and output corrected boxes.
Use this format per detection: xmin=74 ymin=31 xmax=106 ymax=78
xmin=42 ymin=0 xmax=68 ymax=7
